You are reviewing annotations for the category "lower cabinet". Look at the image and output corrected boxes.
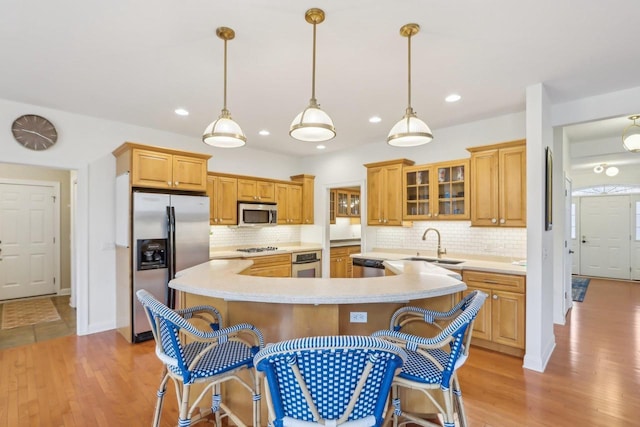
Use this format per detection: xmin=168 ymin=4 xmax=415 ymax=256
xmin=462 ymin=270 xmax=526 ymax=357
xmin=330 ymin=246 xmax=360 ymax=278
xmin=239 ymin=254 xmax=292 ymax=278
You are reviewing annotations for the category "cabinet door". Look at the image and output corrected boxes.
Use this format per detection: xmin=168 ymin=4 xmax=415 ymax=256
xmin=491 ymin=289 xmax=525 ymax=349
xmin=131 ymin=149 xmax=173 ymax=189
xmin=404 ymin=165 xmax=432 ymax=220
xmin=349 ymin=192 xmax=360 ymax=216
xmin=384 ymin=164 xmax=405 ymax=225
xmin=172 ymin=155 xmax=207 ymax=191
xmin=337 ymin=191 xmax=349 ymax=217
xmin=215 ymin=176 xmax=238 ymax=225
xmin=329 ymin=190 xmax=336 ymax=224
xmin=237 ymin=179 xmax=257 ymax=201
xmin=499 ymin=145 xmax=527 ymax=227
xmin=275 ymin=184 xmax=289 ymax=224
xmin=463 ymin=288 xmax=491 ymax=341
xmin=470 ymin=149 xmax=500 ymax=226
xmin=256 ymin=180 xmax=276 ymax=202
xmin=206 ymin=175 xmax=216 ymax=224
xmin=435 ymin=160 xmax=470 ymax=220
xmin=367 ymin=167 xmax=384 ymax=225
xmin=287 ymin=184 xmax=303 ymax=224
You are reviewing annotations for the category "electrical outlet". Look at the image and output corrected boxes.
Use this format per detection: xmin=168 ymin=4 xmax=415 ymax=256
xmin=350 ymin=312 xmax=367 ymax=323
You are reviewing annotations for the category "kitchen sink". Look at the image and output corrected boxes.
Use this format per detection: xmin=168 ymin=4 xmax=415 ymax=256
xmin=404 ymin=257 xmax=464 ymax=265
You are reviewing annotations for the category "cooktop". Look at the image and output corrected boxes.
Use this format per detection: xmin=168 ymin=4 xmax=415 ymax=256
xmin=236 ymin=246 xmax=279 ymax=253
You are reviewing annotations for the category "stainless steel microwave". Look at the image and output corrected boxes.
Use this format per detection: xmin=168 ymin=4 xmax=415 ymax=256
xmin=238 ymin=202 xmax=278 ymax=227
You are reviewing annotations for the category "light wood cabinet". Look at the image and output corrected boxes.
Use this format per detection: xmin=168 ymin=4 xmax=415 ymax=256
xmin=329 ymin=190 xmax=336 ymax=224
xmin=336 ymin=189 xmax=360 ymax=218
xmin=290 ymin=174 xmax=315 ymax=224
xmin=365 ymin=159 xmax=414 ymax=226
xmin=276 ymin=183 xmax=303 ymax=225
xmin=237 ymin=179 xmax=275 ymax=203
xmin=206 ymin=173 xmax=238 ymax=225
xmin=403 ymin=159 xmax=470 ymax=220
xmin=330 ymin=245 xmax=360 ymax=278
xmin=113 ymin=142 xmax=210 ymax=192
xmin=240 ymin=253 xmax=292 ymax=277
xmin=468 ymin=140 xmax=526 ymax=227
xmin=462 ymin=270 xmax=526 ymax=357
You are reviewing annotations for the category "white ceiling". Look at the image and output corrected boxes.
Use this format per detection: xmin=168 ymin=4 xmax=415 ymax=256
xmin=2 ymin=0 xmax=640 ymax=165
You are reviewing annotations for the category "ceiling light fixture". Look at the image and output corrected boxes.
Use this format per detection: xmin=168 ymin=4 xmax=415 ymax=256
xmin=290 ymin=8 xmax=335 ymax=142
xmin=445 ymin=94 xmax=461 ymax=103
xmin=593 ymin=164 xmax=604 ymax=173
xmin=605 ymin=166 xmax=619 ymax=177
xmin=369 ymin=116 xmax=382 ymax=123
xmin=174 ymin=108 xmax=189 ymax=116
xmin=203 ymin=27 xmax=246 ymax=148
xmin=259 ymin=130 xmax=270 ymax=136
xmin=622 ymin=115 xmax=640 ymax=153
xmin=387 ymin=23 xmax=433 ymax=147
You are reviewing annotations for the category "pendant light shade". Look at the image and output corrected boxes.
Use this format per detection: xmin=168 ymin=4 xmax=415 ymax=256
xmin=388 ymin=23 xmax=433 ymax=147
xmin=203 ymin=27 xmax=246 ymax=148
xmin=289 ymin=8 xmax=336 ymax=142
xmin=622 ymin=115 xmax=640 ymax=153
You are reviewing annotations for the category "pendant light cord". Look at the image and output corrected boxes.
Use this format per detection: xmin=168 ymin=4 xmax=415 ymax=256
xmin=222 ymin=38 xmax=228 ymax=112
xmin=407 ymin=33 xmax=412 ymax=111
xmin=311 ymin=21 xmax=317 ymax=102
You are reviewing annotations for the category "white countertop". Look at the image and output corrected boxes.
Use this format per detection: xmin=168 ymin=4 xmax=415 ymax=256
xmin=170 ymin=259 xmax=466 ymax=305
xmin=352 ymin=251 xmax=526 ymax=276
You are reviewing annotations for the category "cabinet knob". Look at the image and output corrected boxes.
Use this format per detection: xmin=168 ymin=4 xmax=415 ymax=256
xmin=167 ymin=181 xmax=172 ymax=186
xmin=174 ymin=181 xmax=179 ymax=186
xmin=434 ymin=213 xmax=439 ymax=217
xmin=383 ymin=219 xmax=388 ymax=223
xmin=427 ymin=213 xmax=432 ymax=217
xmin=493 ymin=294 xmax=498 ymax=300
xmin=499 ymin=218 xmax=506 ymax=224
xmin=491 ymin=218 xmax=497 ymax=224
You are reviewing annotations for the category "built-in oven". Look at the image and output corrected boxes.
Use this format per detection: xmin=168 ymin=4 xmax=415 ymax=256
xmin=292 ymin=250 xmax=322 ymax=278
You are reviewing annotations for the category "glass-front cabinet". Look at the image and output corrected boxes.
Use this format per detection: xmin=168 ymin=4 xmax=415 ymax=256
xmin=336 ymin=189 xmax=360 ymax=217
xmin=403 ymin=159 xmax=470 ymax=220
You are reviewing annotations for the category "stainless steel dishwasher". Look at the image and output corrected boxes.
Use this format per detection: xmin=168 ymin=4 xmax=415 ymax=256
xmin=352 ymin=257 xmax=386 ymax=277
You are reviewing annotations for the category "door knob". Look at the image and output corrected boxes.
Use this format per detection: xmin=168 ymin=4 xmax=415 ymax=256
xmin=569 ymin=250 xmax=575 ymax=254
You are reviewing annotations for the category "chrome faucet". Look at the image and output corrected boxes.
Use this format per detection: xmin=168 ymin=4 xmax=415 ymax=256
xmin=422 ymin=227 xmax=447 ymax=259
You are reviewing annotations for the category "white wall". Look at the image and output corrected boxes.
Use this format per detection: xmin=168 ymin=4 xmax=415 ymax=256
xmin=1 ymin=97 xmax=300 ymax=335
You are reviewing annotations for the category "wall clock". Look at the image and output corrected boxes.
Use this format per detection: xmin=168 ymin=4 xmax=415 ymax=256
xmin=11 ymin=114 xmax=58 ymax=151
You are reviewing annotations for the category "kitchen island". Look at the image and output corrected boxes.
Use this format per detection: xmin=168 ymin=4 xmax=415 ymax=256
xmin=170 ymin=258 xmax=466 ymax=424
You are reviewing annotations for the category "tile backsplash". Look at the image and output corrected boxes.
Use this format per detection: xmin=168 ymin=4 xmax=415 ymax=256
xmin=371 ymin=221 xmax=527 ymax=259
xmin=210 ymin=225 xmax=301 ymax=249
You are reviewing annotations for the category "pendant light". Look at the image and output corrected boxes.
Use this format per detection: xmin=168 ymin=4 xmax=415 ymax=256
xmin=289 ymin=8 xmax=336 ymax=142
xmin=622 ymin=115 xmax=640 ymax=153
xmin=203 ymin=27 xmax=246 ymax=148
xmin=387 ymin=24 xmax=433 ymax=147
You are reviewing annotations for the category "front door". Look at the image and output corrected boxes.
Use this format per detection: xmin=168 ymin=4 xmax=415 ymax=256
xmin=0 ymin=183 xmax=56 ymax=300
xmin=580 ymin=195 xmax=630 ymax=280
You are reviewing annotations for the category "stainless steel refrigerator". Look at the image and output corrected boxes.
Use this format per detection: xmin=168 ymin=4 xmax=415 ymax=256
xmin=132 ymin=191 xmax=209 ymax=342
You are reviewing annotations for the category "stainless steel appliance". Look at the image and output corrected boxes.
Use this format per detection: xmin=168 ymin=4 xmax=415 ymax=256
xmin=238 ymin=202 xmax=278 ymax=227
xmin=292 ymin=250 xmax=322 ymax=278
xmin=132 ymin=191 xmax=209 ymax=342
xmin=236 ymin=246 xmax=280 ymax=253
xmin=352 ymin=257 xmax=385 ymax=278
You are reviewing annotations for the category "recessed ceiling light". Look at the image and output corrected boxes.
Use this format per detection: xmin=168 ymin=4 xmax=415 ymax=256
xmin=316 ymin=144 xmax=326 ymax=150
xmin=445 ymin=94 xmax=461 ymax=103
xmin=369 ymin=116 xmax=382 ymax=123
xmin=174 ymin=108 xmax=189 ymax=116
xmin=605 ymin=166 xmax=619 ymax=177
xmin=259 ymin=129 xmax=270 ymax=136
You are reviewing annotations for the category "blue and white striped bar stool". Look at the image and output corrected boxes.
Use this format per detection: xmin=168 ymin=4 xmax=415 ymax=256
xmin=136 ymin=289 xmax=264 ymax=427
xmin=372 ymin=290 xmax=488 ymax=427
xmin=254 ymin=335 xmax=407 ymax=427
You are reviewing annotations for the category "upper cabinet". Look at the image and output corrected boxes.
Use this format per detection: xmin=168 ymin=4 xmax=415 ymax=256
xmin=113 ymin=142 xmax=210 ymax=192
xmin=237 ymin=179 xmax=275 ymax=203
xmin=365 ymin=159 xmax=414 ymax=226
xmin=290 ymin=174 xmax=315 ymax=225
xmin=467 ymin=140 xmax=526 ymax=227
xmin=207 ymin=173 xmax=238 ymax=225
xmin=275 ymin=183 xmax=303 ymax=224
xmin=336 ymin=188 xmax=360 ymax=218
xmin=403 ymin=159 xmax=470 ymax=220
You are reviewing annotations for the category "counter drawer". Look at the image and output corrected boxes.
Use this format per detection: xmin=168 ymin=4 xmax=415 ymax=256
xmin=244 ymin=253 xmax=292 ymax=268
xmin=463 ymin=270 xmax=525 ymax=293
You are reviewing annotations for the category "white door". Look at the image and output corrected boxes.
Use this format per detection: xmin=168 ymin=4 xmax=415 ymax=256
xmin=580 ymin=196 xmax=630 ymax=280
xmin=563 ymin=177 xmax=573 ymax=316
xmin=571 ymin=198 xmax=580 ymax=274
xmin=0 ymin=183 xmax=56 ymax=300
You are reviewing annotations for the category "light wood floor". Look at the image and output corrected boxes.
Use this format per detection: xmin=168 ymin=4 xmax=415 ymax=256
xmin=0 ymin=278 xmax=637 ymax=426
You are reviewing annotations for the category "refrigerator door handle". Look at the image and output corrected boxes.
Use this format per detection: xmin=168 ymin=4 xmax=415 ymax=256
xmin=166 ymin=206 xmax=177 ymax=308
